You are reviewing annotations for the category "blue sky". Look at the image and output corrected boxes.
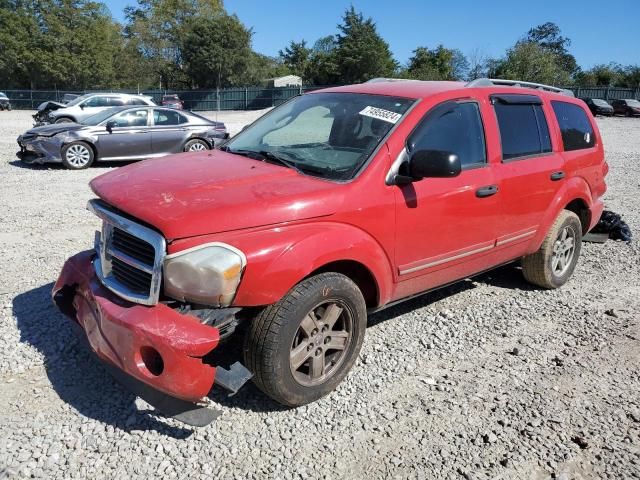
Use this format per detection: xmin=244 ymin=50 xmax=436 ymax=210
xmin=107 ymin=0 xmax=640 ymax=69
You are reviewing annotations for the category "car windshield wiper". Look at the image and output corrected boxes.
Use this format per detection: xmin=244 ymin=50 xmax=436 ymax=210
xmin=225 ymin=148 xmax=305 ymax=175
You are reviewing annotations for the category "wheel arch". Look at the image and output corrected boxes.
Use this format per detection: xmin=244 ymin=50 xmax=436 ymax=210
xmin=307 ymin=260 xmax=379 ymax=309
xmin=564 ymin=198 xmax=591 ymax=235
xmin=184 ymin=137 xmax=211 ymax=150
xmin=63 ymin=139 xmax=98 ymax=161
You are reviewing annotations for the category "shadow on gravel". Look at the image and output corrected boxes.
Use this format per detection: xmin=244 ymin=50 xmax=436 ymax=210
xmin=9 ymin=159 xmax=134 ymax=170
xmin=13 ymin=283 xmax=194 ymax=438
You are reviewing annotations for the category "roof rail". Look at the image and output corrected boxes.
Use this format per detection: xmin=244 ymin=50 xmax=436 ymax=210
xmin=466 ymin=78 xmax=574 ymax=97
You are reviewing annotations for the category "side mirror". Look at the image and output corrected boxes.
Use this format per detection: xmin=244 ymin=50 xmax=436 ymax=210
xmin=79 ymin=104 xmax=85 ymax=110
xmin=106 ymin=120 xmax=117 ymax=133
xmin=409 ymin=149 xmax=461 ymax=180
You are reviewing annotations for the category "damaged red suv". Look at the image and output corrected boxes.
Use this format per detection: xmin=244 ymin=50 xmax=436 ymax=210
xmin=53 ymin=79 xmax=607 ymax=425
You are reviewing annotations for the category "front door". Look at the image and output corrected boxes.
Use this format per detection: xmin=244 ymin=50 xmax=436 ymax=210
xmin=95 ymin=108 xmax=152 ymax=160
xmin=393 ymin=99 xmax=501 ymax=299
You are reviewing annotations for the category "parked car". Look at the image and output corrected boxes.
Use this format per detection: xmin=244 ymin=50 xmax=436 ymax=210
xmin=33 ymin=93 xmax=156 ymax=126
xmin=162 ymin=94 xmax=184 ymax=109
xmin=0 ymin=92 xmax=11 ymax=110
xmin=53 ymin=78 xmax=607 ymax=425
xmin=611 ymin=98 xmax=640 ymax=116
xmin=579 ymin=97 xmax=613 ymax=116
xmin=18 ymin=106 xmax=228 ymax=169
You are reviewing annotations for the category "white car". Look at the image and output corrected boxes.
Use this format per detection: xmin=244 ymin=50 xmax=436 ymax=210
xmin=33 ymin=93 xmax=156 ymax=125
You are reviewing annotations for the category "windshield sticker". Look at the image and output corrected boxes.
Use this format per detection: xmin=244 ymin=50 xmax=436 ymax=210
xmin=359 ymin=106 xmax=402 ymax=124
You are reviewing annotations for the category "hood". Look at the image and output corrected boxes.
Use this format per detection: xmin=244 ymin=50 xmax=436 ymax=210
xmin=36 ymin=100 xmax=66 ymax=112
xmin=23 ymin=123 xmax=85 ymax=137
xmin=90 ymin=150 xmax=345 ymax=240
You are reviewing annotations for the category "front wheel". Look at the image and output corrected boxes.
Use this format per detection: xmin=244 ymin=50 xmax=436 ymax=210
xmin=522 ymin=210 xmax=582 ymax=289
xmin=55 ymin=117 xmax=73 ymax=124
xmin=244 ymin=273 xmax=367 ymax=406
xmin=61 ymin=141 xmax=94 ymax=169
xmin=184 ymin=139 xmax=209 ymax=152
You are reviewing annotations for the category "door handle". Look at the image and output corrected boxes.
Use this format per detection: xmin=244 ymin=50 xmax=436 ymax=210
xmin=476 ymin=185 xmax=499 ymax=198
xmin=550 ymin=171 xmax=565 ymax=181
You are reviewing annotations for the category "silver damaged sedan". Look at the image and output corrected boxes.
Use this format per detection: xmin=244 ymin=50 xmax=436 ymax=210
xmin=17 ymin=106 xmax=229 ymax=169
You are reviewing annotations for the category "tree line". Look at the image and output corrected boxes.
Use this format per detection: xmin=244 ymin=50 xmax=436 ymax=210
xmin=1 ymin=1 xmax=638 ymax=90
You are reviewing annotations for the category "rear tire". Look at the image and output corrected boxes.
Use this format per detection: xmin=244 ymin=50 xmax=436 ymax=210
xmin=244 ymin=272 xmax=367 ymax=407
xmin=522 ymin=210 xmax=582 ymax=289
xmin=184 ymin=139 xmax=209 ymax=152
xmin=61 ymin=141 xmax=94 ymax=170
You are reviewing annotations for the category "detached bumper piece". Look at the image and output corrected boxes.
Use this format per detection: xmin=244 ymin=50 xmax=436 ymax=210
xmin=52 ymin=251 xmax=251 ymax=426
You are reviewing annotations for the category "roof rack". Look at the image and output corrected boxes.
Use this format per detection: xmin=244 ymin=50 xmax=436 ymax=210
xmin=466 ymin=78 xmax=574 ymax=97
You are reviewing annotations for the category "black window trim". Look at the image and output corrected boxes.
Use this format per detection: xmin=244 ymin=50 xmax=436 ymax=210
xmin=405 ymin=97 xmax=489 ymax=172
xmin=491 ymin=95 xmax=554 ymax=163
xmin=551 ymin=100 xmax=598 ymax=152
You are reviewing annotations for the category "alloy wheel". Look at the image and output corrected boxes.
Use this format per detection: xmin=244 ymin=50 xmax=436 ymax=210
xmin=551 ymin=225 xmax=576 ymax=276
xmin=289 ymin=301 xmax=353 ymax=387
xmin=65 ymin=144 xmax=91 ymax=168
xmin=188 ymin=142 xmax=207 ymax=152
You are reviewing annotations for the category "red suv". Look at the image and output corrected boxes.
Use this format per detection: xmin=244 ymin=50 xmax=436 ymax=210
xmin=53 ymin=79 xmax=607 ymax=425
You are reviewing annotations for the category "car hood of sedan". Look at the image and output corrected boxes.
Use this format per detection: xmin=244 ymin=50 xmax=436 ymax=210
xmin=90 ymin=150 xmax=345 ymax=240
xmin=23 ymin=123 xmax=85 ymax=137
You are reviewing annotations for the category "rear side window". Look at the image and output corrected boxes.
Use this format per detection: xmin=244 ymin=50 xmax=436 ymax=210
xmin=128 ymin=98 xmax=148 ymax=106
xmin=493 ymin=100 xmax=551 ymax=160
xmin=408 ymin=102 xmax=486 ymax=169
xmin=153 ymin=109 xmax=187 ymax=126
xmin=551 ymin=101 xmax=595 ymax=151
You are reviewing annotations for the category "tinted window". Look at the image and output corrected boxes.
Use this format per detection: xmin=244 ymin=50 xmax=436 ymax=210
xmin=408 ymin=102 xmax=486 ymax=168
xmin=494 ymin=102 xmax=552 ymax=160
xmin=153 ymin=109 xmax=186 ymax=126
xmin=128 ymin=97 xmax=148 ymax=106
xmin=551 ymin=101 xmax=595 ymax=151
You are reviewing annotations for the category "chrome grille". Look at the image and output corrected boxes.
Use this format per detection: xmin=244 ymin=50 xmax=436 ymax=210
xmin=88 ymin=200 xmax=166 ymax=305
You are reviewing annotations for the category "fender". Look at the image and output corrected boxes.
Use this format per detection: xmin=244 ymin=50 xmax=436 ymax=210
xmin=169 ymin=221 xmax=395 ymax=308
xmin=530 ymin=175 xmax=594 ymax=252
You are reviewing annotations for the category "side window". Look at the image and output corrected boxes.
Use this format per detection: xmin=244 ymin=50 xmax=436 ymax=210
xmin=493 ymin=100 xmax=552 ymax=160
xmin=408 ymin=102 xmax=486 ymax=168
xmin=110 ymin=109 xmax=149 ymax=127
xmin=109 ymin=97 xmax=125 ymax=106
xmin=128 ymin=97 xmax=148 ymax=106
xmin=84 ymin=96 xmax=111 ymax=107
xmin=551 ymin=101 xmax=595 ymax=151
xmin=153 ymin=109 xmax=186 ymax=126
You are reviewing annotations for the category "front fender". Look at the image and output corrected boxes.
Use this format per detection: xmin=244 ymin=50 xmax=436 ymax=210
xmin=169 ymin=222 xmax=394 ymax=308
xmin=530 ymin=176 xmax=595 ymax=251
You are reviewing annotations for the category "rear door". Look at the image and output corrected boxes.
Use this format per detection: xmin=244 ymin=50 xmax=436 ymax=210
xmin=489 ymin=94 xmax=565 ymax=257
xmin=150 ymin=109 xmax=189 ymax=154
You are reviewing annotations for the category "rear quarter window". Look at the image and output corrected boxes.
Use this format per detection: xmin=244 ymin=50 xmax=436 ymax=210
xmin=551 ymin=101 xmax=595 ymax=151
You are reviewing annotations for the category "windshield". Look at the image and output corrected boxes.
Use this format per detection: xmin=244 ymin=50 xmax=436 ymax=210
xmin=82 ymin=107 xmax=124 ymax=125
xmin=225 ymin=92 xmax=414 ymax=180
xmin=626 ymin=99 xmax=640 ymax=107
xmin=592 ymin=99 xmax=610 ymax=107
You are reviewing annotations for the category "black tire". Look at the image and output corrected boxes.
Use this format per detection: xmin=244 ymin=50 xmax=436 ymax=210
xmin=55 ymin=117 xmax=74 ymax=124
xmin=183 ymin=138 xmax=209 ymax=152
xmin=244 ymin=272 xmax=367 ymax=407
xmin=61 ymin=141 xmax=95 ymax=170
xmin=522 ymin=210 xmax=582 ymax=289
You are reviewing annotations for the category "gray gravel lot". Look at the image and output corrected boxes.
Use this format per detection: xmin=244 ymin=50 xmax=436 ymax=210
xmin=0 ymin=110 xmax=639 ymax=479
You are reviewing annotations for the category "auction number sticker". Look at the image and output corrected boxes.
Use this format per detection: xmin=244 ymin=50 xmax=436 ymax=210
xmin=359 ymin=106 xmax=402 ymax=124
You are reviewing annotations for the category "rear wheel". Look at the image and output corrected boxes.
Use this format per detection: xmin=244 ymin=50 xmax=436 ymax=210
xmin=184 ymin=139 xmax=209 ymax=152
xmin=244 ymin=272 xmax=367 ymax=406
xmin=522 ymin=210 xmax=582 ymax=289
xmin=61 ymin=141 xmax=94 ymax=170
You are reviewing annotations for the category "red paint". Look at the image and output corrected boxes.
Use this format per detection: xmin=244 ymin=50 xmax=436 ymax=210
xmin=57 ymin=82 xmax=607 ymax=402
xmin=53 ymin=251 xmax=219 ymax=402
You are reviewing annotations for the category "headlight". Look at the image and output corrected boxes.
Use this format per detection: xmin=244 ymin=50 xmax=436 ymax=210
xmin=163 ymin=243 xmax=247 ymax=306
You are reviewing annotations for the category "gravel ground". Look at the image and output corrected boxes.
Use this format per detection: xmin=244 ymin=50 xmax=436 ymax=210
xmin=0 ymin=110 xmax=639 ymax=480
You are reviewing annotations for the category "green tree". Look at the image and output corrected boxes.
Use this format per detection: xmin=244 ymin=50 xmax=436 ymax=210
xmin=575 ymin=63 xmax=622 ymax=86
xmin=306 ymin=35 xmax=338 ymax=85
xmin=124 ymin=0 xmax=223 ymax=88
xmin=181 ymin=13 xmax=253 ymax=88
xmin=278 ymin=40 xmax=312 ymax=80
xmin=333 ymin=7 xmax=397 ymax=83
xmin=489 ymin=41 xmax=572 ymax=85
xmin=405 ymin=45 xmax=468 ymax=80
xmin=526 ymin=22 xmax=579 ymax=76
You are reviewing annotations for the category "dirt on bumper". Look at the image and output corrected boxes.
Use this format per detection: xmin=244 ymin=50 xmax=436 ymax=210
xmin=52 ymin=250 xmax=221 ymax=403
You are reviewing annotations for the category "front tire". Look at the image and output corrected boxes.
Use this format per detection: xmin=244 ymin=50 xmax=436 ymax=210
xmin=244 ymin=273 xmax=367 ymax=407
xmin=61 ymin=141 xmax=94 ymax=170
xmin=184 ymin=139 xmax=209 ymax=152
xmin=522 ymin=210 xmax=582 ymax=289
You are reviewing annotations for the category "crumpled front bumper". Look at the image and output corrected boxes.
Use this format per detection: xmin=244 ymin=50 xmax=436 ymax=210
xmin=52 ymin=250 xmax=221 ymax=403
xmin=16 ymin=134 xmax=63 ymax=164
